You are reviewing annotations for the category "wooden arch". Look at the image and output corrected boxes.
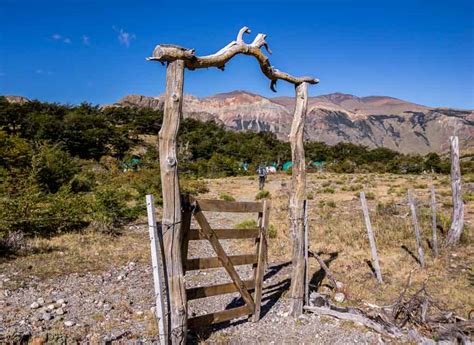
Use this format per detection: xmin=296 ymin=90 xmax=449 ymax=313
xmin=148 ymin=26 xmax=318 ymax=344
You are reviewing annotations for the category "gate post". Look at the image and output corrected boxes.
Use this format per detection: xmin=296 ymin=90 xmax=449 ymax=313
xmin=289 ymin=82 xmax=309 ymax=317
xmin=159 ymin=60 xmax=187 ymax=344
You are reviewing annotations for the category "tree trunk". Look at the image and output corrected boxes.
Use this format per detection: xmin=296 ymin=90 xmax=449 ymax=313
xmin=289 ymin=82 xmax=308 ymax=317
xmin=446 ymin=136 xmax=464 ymax=246
xmin=407 ymin=190 xmax=425 ymax=268
xmin=159 ymin=60 xmax=187 ymax=344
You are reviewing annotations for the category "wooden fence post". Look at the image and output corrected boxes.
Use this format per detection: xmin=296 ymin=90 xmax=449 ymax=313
xmin=430 ymin=186 xmax=439 ymax=257
xmin=446 ymin=136 xmax=464 ymax=246
xmin=146 ymin=195 xmax=169 ymax=345
xmin=159 ymin=60 xmax=187 ymax=344
xmin=407 ymin=190 xmax=425 ymax=268
xmin=289 ymin=82 xmax=308 ymax=317
xmin=360 ymin=192 xmax=383 ymax=284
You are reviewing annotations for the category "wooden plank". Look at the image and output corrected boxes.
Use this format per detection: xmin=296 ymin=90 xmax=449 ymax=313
xmin=196 ymin=199 xmax=263 ymax=213
xmin=146 ymin=195 xmax=168 ymax=345
xmin=188 ymin=305 xmax=252 ymax=329
xmin=186 ymin=254 xmax=257 ymax=270
xmin=252 ymin=199 xmax=270 ymax=322
xmin=304 ymin=199 xmax=309 ymax=306
xmin=193 ymin=208 xmax=256 ymax=312
xmin=181 ymin=197 xmax=192 ymax=274
xmin=187 ymin=280 xmax=255 ymax=300
xmin=188 ymin=228 xmax=260 ymax=240
xmin=407 ymin=190 xmax=425 ymax=268
xmin=360 ymin=192 xmax=384 ymax=283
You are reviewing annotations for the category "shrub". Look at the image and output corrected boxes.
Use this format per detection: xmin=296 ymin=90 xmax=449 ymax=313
xmin=235 ymin=219 xmax=258 ymax=229
xmin=326 ymin=200 xmax=336 ymax=208
xmin=307 ymin=192 xmax=314 ymax=200
xmin=31 ymin=143 xmax=79 ymax=193
xmin=322 ymin=187 xmax=335 ymax=194
xmin=376 ymin=201 xmax=399 ymax=216
xmin=267 ymin=224 xmax=277 ymax=238
xmin=255 ymin=190 xmax=270 ymax=200
xmin=90 ymin=188 xmax=139 ymax=234
xmin=365 ymin=192 xmax=375 ymax=200
xmin=219 ymin=193 xmax=235 ymax=202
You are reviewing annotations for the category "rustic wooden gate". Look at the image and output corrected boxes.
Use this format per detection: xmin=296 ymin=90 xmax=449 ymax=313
xmin=181 ymin=197 xmax=270 ymax=329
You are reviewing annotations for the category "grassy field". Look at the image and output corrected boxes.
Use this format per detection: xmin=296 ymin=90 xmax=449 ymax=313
xmin=2 ymin=172 xmax=472 ymax=319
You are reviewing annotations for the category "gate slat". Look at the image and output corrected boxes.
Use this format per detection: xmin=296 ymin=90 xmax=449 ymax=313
xmin=196 ymin=199 xmax=263 ymax=213
xmin=188 ymin=305 xmax=252 ymax=329
xmin=188 ymin=228 xmax=259 ymax=240
xmin=187 ymin=279 xmax=255 ymax=300
xmin=192 ymin=207 xmax=256 ymax=312
xmin=186 ymin=254 xmax=257 ymax=270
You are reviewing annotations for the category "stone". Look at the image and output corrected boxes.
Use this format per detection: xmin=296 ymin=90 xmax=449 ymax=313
xmin=30 ymin=302 xmax=40 ymax=309
xmin=56 ymin=298 xmax=66 ymax=304
xmin=64 ymin=320 xmax=74 ymax=327
xmin=55 ymin=308 xmax=65 ymax=315
xmin=334 ymin=292 xmax=345 ymax=303
xmin=41 ymin=312 xmax=52 ymax=321
xmin=47 ymin=304 xmax=55 ymax=310
xmin=336 ymin=281 xmax=344 ymax=290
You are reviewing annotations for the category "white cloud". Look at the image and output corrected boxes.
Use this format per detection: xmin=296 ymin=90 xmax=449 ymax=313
xmin=82 ymin=35 xmax=90 ymax=46
xmin=35 ymin=69 xmax=52 ymax=75
xmin=113 ymin=27 xmax=135 ymax=48
xmin=51 ymin=34 xmax=71 ymax=44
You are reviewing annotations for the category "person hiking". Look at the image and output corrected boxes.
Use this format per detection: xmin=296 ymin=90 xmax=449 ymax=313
xmin=257 ymin=164 xmax=267 ymax=190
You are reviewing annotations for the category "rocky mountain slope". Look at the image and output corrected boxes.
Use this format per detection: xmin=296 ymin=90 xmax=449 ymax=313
xmin=114 ymin=91 xmax=473 ymax=154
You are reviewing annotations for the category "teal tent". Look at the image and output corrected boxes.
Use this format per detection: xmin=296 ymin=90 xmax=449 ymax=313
xmin=282 ymin=161 xmax=293 ymax=171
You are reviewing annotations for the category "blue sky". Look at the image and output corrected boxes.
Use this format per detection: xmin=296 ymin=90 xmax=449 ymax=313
xmin=1 ymin=0 xmax=473 ymax=108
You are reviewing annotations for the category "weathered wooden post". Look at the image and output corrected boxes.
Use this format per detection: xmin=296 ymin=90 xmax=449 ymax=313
xmin=430 ymin=186 xmax=439 ymax=257
xmin=360 ymin=192 xmax=383 ymax=284
xmin=159 ymin=60 xmax=187 ymax=344
xmin=303 ymin=200 xmax=309 ymax=306
xmin=146 ymin=195 xmax=169 ymax=345
xmin=446 ymin=136 xmax=464 ymax=246
xmin=407 ymin=190 xmax=425 ymax=268
xmin=289 ymin=82 xmax=308 ymax=316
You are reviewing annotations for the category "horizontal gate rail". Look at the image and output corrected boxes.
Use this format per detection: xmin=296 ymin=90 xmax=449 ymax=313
xmin=186 ymin=279 xmax=255 ymax=300
xmin=188 ymin=228 xmax=260 ymax=240
xmin=196 ymin=199 xmax=263 ymax=213
xmin=188 ymin=305 xmax=253 ymax=329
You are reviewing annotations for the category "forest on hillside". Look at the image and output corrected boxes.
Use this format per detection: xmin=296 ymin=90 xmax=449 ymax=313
xmin=0 ymin=97 xmax=469 ymax=248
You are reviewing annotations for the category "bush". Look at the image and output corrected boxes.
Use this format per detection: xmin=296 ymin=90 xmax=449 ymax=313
xmin=219 ymin=193 xmax=235 ymax=202
xmin=235 ymin=219 xmax=258 ymax=229
xmin=90 ymin=188 xmax=139 ymax=234
xmin=267 ymin=224 xmax=277 ymax=238
xmin=31 ymin=143 xmax=79 ymax=193
xmin=255 ymin=190 xmax=270 ymax=200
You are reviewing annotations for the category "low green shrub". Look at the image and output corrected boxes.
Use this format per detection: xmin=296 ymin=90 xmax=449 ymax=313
xmin=219 ymin=193 xmax=235 ymax=202
xmin=256 ymin=190 xmax=270 ymax=200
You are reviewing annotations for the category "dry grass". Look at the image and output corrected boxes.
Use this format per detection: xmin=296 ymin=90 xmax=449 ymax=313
xmin=1 ymin=171 xmax=472 ymax=319
xmin=0 ymin=228 xmax=151 ymax=284
xmin=203 ymin=172 xmax=474 ymax=316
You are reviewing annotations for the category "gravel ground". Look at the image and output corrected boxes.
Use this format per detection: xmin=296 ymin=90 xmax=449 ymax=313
xmin=1 ymin=213 xmax=386 ymax=344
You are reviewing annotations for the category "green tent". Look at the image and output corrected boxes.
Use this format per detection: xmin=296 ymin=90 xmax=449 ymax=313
xmin=282 ymin=161 xmax=293 ymax=171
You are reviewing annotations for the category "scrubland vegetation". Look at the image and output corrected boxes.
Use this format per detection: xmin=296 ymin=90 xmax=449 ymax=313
xmin=2 ymin=97 xmax=472 ymax=252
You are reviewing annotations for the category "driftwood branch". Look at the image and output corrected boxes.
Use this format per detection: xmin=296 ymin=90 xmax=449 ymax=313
xmin=148 ymin=26 xmax=319 ymax=91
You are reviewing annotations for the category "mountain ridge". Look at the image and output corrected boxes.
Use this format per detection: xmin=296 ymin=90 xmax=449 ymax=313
xmin=112 ymin=91 xmax=473 ymax=155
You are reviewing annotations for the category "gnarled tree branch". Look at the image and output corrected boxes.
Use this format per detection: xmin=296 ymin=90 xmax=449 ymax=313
xmin=147 ymin=26 xmax=319 ymax=91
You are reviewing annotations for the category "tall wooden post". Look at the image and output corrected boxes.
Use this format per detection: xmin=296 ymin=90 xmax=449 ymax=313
xmin=289 ymin=82 xmax=308 ymax=317
xmin=408 ymin=190 xmax=425 ymax=268
xmin=159 ymin=60 xmax=187 ymax=344
xmin=360 ymin=192 xmax=383 ymax=283
xmin=446 ymin=136 xmax=464 ymax=246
